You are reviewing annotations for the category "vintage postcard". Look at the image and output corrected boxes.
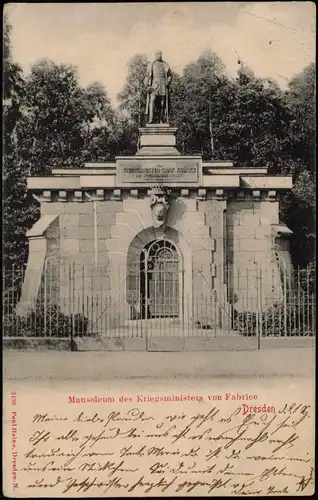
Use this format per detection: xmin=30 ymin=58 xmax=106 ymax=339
xmin=3 ymin=2 xmax=315 ymax=497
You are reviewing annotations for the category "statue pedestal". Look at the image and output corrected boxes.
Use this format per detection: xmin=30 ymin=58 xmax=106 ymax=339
xmin=116 ymin=123 xmax=201 ymax=186
xmin=136 ymin=124 xmax=180 ymax=156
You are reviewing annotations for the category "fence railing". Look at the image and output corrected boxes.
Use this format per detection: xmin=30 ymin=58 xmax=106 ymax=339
xmin=3 ymin=263 xmax=316 ymax=339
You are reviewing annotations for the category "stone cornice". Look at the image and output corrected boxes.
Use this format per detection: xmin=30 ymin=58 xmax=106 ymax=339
xmin=240 ymin=176 xmax=292 ymax=189
xmin=51 ymin=162 xmax=267 ymax=176
xmin=30 ymin=188 xmax=283 ymax=203
xmin=28 ymin=174 xmax=292 ymax=192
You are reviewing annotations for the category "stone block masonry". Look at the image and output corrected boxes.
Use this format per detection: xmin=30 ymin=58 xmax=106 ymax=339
xmin=79 ymin=214 xmax=94 ymax=227
xmin=18 ymin=123 xmax=293 ymax=347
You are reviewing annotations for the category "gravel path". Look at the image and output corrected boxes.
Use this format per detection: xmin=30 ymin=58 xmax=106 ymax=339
xmin=3 ymin=347 xmax=314 ymax=381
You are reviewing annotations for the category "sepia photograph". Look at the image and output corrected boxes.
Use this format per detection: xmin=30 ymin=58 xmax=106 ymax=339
xmin=3 ymin=2 xmax=315 ymax=496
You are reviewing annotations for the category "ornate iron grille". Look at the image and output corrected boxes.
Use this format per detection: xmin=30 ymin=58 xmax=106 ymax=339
xmin=3 ymin=263 xmax=316 ymax=339
xmin=140 ymin=239 xmax=180 ymax=319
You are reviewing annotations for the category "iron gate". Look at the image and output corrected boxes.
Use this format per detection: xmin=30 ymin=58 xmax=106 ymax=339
xmin=141 ymin=239 xmax=180 ymax=319
xmin=4 ymin=263 xmax=316 ymax=346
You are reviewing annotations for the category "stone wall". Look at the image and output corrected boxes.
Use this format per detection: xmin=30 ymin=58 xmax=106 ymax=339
xmin=41 ymin=200 xmax=122 ymax=265
xmin=41 ymin=200 xmax=123 ymax=325
xmin=25 ymin=193 xmax=288 ymax=328
xmin=41 ymin=217 xmax=60 ymax=305
xmin=197 ymin=200 xmax=229 ymax=327
xmin=226 ymin=199 xmax=281 ymax=311
xmin=104 ymin=195 xmax=221 ymax=328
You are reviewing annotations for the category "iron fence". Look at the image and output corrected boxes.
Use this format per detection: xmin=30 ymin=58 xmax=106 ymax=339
xmin=3 ymin=262 xmax=316 ymax=340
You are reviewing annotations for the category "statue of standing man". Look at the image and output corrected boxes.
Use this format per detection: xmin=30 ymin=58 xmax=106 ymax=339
xmin=145 ymin=51 xmax=172 ymax=124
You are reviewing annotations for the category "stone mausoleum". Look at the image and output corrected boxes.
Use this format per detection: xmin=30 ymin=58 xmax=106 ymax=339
xmin=17 ymin=122 xmax=293 ymax=349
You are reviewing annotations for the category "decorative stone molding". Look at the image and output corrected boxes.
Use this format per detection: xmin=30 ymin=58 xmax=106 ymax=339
xmin=197 ymin=188 xmax=206 ymax=200
xmin=149 ymin=185 xmax=171 ymax=228
xmin=84 ymin=191 xmax=97 ymax=202
xmin=267 ymin=190 xmax=277 ymax=200
xmin=112 ymin=189 xmax=122 ymax=200
xmin=215 ymin=189 xmax=224 ymax=200
xmin=33 ymin=191 xmax=52 ymax=203
xmin=58 ymin=190 xmax=67 ymax=202
xmin=226 ymin=191 xmax=235 ymax=200
xmin=82 ymin=191 xmax=92 ymax=201
xmin=96 ymin=189 xmax=105 ymax=200
xmin=237 ymin=190 xmax=245 ymax=200
xmin=241 ymin=176 xmax=292 ymax=190
xmin=28 ymin=186 xmax=283 ymax=205
xmin=206 ymin=189 xmax=228 ymax=200
xmin=74 ymin=190 xmax=83 ymax=202
xmin=43 ymin=190 xmax=52 ymax=202
xmin=84 ymin=190 xmax=103 ymax=202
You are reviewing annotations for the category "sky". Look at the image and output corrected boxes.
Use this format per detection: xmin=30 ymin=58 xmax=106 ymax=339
xmin=5 ymin=2 xmax=316 ymax=105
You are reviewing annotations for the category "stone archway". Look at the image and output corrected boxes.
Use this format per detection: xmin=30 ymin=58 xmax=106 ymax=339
xmin=126 ymin=226 xmax=189 ymax=324
xmin=105 ymin=197 xmax=212 ymax=330
xmin=129 ymin=238 xmax=181 ymax=320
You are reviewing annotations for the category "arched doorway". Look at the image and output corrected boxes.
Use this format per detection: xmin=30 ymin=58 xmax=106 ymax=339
xmin=126 ymin=227 xmax=190 ymax=324
xmin=140 ymin=240 xmax=180 ymax=319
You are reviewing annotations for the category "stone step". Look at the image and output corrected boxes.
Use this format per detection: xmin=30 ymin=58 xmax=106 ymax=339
xmin=90 ymin=327 xmax=240 ymax=338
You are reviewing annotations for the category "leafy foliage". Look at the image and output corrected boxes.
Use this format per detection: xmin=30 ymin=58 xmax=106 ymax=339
xmin=233 ymin=301 xmax=315 ymax=337
xmin=3 ymin=19 xmax=117 ymax=265
xmin=3 ymin=13 xmax=34 ymax=267
xmin=117 ymin=54 xmax=149 ymax=128
xmin=3 ymin=304 xmax=89 ymax=338
xmin=18 ymin=59 xmax=89 ymax=172
xmin=279 ymin=63 xmax=316 ymax=267
xmin=286 ymin=62 xmax=315 ymax=174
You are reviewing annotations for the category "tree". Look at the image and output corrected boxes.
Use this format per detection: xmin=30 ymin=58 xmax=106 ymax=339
xmin=117 ymin=54 xmax=149 ymax=129
xmin=17 ymin=59 xmax=91 ymax=175
xmin=279 ymin=64 xmax=316 ymax=267
xmin=171 ymin=49 xmax=314 ymax=265
xmin=3 ymin=13 xmax=24 ymax=143
xmin=229 ymin=76 xmax=293 ymax=170
xmin=3 ymin=13 xmax=33 ymax=267
xmin=4 ymin=59 xmax=93 ymax=265
xmin=280 ymin=170 xmax=315 ymax=268
xmin=111 ymin=112 xmax=139 ymax=156
xmin=3 ymin=45 xmax=118 ymax=265
xmin=236 ymin=61 xmax=256 ymax=86
xmin=171 ymin=50 xmax=293 ymax=169
xmin=81 ymin=82 xmax=116 ymax=162
xmin=286 ymin=63 xmax=315 ymax=175
xmin=172 ymin=50 xmax=228 ymax=157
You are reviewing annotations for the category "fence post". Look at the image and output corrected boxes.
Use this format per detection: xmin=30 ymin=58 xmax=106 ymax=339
xmin=71 ymin=262 xmax=75 ymax=343
xmin=306 ymin=266 xmax=310 ymax=334
xmin=283 ymin=262 xmax=287 ymax=336
xmin=44 ymin=262 xmax=47 ymax=336
xmin=68 ymin=262 xmax=74 ymax=349
xmin=256 ymin=266 xmax=261 ymax=350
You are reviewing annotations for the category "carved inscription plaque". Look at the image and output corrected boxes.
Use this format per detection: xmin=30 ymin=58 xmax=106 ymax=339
xmin=116 ymin=158 xmax=200 ymax=186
